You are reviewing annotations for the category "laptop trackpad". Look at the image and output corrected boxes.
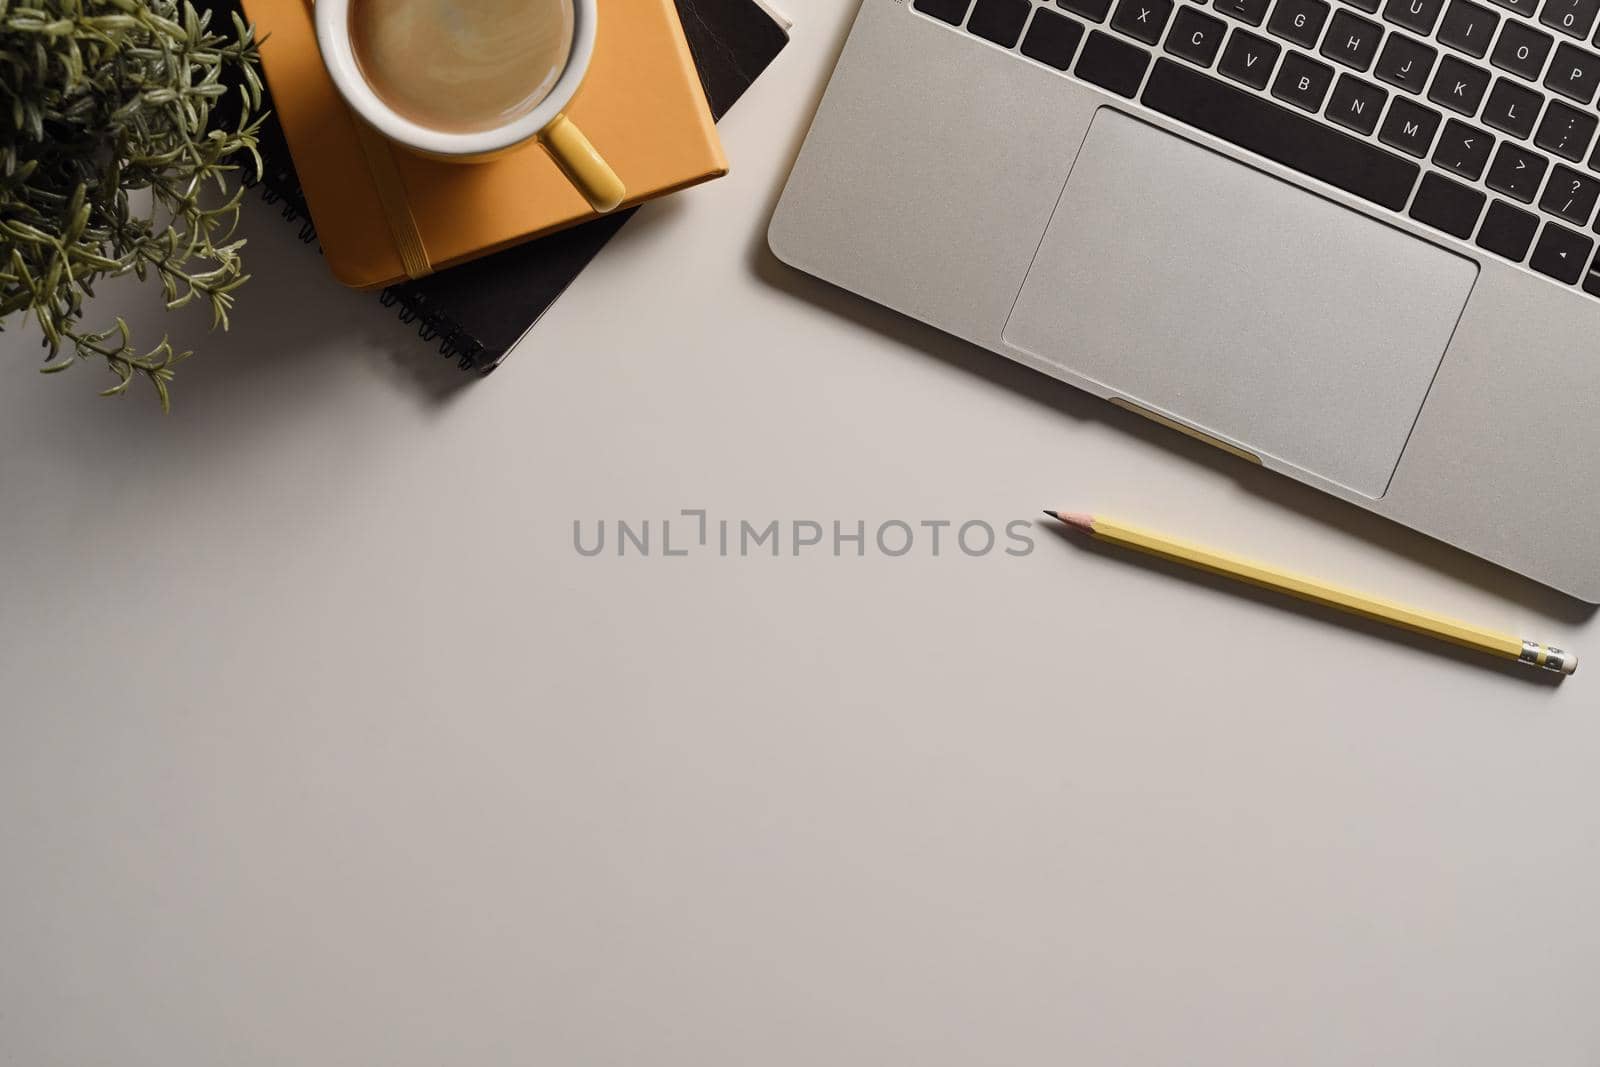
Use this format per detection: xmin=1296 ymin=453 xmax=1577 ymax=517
xmin=1002 ymin=109 xmax=1476 ymax=498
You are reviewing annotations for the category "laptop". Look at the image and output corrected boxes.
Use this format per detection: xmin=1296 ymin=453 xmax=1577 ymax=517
xmin=769 ymin=0 xmax=1600 ymax=602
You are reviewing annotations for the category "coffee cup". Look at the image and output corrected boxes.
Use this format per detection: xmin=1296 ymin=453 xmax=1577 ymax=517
xmin=314 ymin=0 xmax=625 ymax=213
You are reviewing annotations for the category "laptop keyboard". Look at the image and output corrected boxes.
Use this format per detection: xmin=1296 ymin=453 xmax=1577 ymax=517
xmin=913 ymin=0 xmax=1600 ymax=296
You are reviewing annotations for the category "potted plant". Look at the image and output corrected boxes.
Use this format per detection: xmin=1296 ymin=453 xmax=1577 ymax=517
xmin=1 ymin=0 xmax=266 ymax=409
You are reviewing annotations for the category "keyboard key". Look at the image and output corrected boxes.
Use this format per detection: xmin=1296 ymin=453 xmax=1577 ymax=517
xmin=967 ymin=0 xmax=1033 ymax=46
xmin=1059 ymin=0 xmax=1114 ymax=20
xmin=1539 ymin=163 xmax=1600 ymax=222
xmin=1164 ymin=5 xmax=1226 ymax=64
xmin=1440 ymin=1 xmax=1502 ymax=57
xmin=1428 ymin=55 xmax=1492 ymax=112
xmin=1076 ymin=29 xmax=1153 ymax=95
xmin=1384 ymin=0 xmax=1447 ymax=35
xmin=1214 ymin=0 xmax=1271 ymax=24
xmin=1482 ymin=77 xmax=1543 ymax=136
xmin=1540 ymin=0 xmax=1600 ymax=38
xmin=1321 ymin=10 xmax=1384 ymax=68
xmin=1486 ymin=141 xmax=1550 ymax=199
xmin=1476 ymin=199 xmax=1540 ymax=258
xmin=1141 ymin=58 xmax=1421 ymax=208
xmin=1328 ymin=73 xmax=1390 ymax=132
xmin=1583 ymin=248 xmax=1600 ymax=294
xmin=1409 ymin=171 xmax=1486 ymax=236
xmin=1380 ymin=97 xmax=1445 ymax=153
xmin=1273 ymin=49 xmax=1336 ymax=108
xmin=1486 ymin=0 xmax=1537 ymax=14
xmin=1543 ymin=41 xmax=1600 ymax=100
xmin=1433 ymin=118 xmax=1496 ymax=176
xmin=915 ymin=0 xmax=971 ymax=23
xmin=1268 ymin=0 xmax=1331 ymax=47
xmin=1376 ymin=33 xmax=1439 ymax=90
xmin=1021 ymin=7 xmax=1086 ymax=67
xmin=1533 ymin=98 xmax=1598 ymax=158
xmin=1346 ymin=0 xmax=1381 ymax=11
xmin=1218 ymin=28 xmax=1282 ymax=86
xmin=1111 ymin=0 xmax=1174 ymax=43
xmin=1530 ymin=220 xmax=1593 ymax=281
xmin=1491 ymin=21 xmax=1555 ymax=80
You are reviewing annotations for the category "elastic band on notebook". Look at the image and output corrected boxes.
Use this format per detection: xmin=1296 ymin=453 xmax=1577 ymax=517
xmin=352 ymin=121 xmax=433 ymax=279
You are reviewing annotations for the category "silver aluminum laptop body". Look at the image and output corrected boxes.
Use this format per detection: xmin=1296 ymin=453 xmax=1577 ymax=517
xmin=770 ymin=0 xmax=1600 ymax=602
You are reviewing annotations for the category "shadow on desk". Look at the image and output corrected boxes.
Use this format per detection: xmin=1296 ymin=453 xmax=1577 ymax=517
xmin=8 ymin=196 xmax=472 ymax=424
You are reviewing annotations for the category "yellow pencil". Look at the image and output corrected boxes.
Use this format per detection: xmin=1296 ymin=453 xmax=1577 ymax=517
xmin=1044 ymin=511 xmax=1578 ymax=676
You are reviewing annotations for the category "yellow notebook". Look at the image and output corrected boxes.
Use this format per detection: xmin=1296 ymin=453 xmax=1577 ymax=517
xmin=242 ymin=0 xmax=728 ymax=289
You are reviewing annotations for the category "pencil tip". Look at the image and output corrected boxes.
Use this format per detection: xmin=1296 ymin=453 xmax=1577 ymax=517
xmin=1049 ymin=511 xmax=1095 ymax=532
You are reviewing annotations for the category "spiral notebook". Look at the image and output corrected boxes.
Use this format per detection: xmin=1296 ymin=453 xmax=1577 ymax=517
xmin=213 ymin=0 xmax=789 ymax=371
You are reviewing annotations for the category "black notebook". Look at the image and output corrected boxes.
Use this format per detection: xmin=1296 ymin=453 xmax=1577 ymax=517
xmin=220 ymin=0 xmax=789 ymax=372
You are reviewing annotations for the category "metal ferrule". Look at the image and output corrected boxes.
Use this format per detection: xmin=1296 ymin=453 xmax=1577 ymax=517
xmin=1520 ymin=640 xmax=1575 ymax=675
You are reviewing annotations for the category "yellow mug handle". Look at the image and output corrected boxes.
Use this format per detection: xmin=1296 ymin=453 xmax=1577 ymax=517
xmin=540 ymin=114 xmax=625 ymax=213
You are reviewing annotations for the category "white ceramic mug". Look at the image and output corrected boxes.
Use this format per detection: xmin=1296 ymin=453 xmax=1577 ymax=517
xmin=314 ymin=0 xmax=625 ymax=212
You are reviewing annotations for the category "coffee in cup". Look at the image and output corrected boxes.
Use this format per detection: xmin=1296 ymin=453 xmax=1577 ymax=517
xmin=348 ymin=0 xmax=575 ymax=134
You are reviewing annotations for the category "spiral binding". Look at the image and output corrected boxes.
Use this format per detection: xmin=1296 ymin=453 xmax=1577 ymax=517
xmin=378 ymin=287 xmax=491 ymax=373
xmin=251 ymin=169 xmax=317 ymax=245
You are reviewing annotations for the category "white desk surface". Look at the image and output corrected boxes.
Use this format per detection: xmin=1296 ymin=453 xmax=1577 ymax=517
xmin=3 ymin=2 xmax=1597 ymax=1061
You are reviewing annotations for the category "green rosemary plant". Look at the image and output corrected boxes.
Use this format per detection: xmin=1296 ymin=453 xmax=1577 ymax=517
xmin=1 ymin=0 xmax=266 ymax=410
